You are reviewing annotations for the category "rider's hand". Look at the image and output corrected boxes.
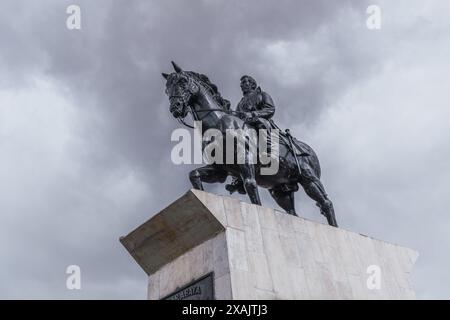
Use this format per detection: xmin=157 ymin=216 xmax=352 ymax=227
xmin=244 ymin=112 xmax=256 ymax=122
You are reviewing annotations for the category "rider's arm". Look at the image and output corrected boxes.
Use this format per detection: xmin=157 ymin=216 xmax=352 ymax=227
xmin=252 ymin=91 xmax=275 ymax=119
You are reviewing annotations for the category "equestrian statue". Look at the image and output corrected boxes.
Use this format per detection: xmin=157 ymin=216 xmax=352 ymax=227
xmin=162 ymin=62 xmax=338 ymax=227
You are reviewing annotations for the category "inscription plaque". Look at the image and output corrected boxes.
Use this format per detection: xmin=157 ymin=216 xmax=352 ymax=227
xmin=163 ymin=273 xmax=214 ymax=300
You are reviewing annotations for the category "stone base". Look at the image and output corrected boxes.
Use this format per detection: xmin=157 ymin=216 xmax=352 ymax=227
xmin=120 ymin=189 xmax=418 ymax=300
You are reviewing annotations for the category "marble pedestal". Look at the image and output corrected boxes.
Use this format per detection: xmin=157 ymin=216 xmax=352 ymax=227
xmin=120 ymin=189 xmax=418 ymax=300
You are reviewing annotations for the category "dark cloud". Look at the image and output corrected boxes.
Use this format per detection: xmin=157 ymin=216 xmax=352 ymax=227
xmin=0 ymin=0 xmax=449 ymax=298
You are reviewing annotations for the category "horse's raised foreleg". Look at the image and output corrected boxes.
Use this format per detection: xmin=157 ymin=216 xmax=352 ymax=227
xmin=239 ymin=164 xmax=261 ymax=205
xmin=189 ymin=165 xmax=228 ymax=191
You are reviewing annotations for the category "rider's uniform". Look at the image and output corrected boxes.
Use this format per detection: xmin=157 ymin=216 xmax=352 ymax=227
xmin=236 ymin=87 xmax=275 ymax=131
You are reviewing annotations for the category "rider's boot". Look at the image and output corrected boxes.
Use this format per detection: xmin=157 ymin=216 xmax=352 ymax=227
xmin=225 ymin=177 xmax=246 ymax=195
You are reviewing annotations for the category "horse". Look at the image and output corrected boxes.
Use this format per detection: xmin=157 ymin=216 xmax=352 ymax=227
xmin=162 ymin=62 xmax=338 ymax=227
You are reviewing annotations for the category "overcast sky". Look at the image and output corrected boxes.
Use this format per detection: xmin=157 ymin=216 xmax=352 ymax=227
xmin=1 ymin=0 xmax=449 ymax=299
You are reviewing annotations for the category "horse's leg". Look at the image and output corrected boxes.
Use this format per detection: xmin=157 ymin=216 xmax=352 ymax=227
xmin=239 ymin=164 xmax=261 ymax=205
xmin=301 ymin=179 xmax=338 ymax=227
xmin=299 ymin=167 xmax=338 ymax=227
xmin=189 ymin=165 xmax=227 ymax=191
xmin=269 ymin=187 xmax=297 ymax=216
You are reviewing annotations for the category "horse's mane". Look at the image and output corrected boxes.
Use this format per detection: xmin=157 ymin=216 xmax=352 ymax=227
xmin=185 ymin=71 xmax=231 ymax=110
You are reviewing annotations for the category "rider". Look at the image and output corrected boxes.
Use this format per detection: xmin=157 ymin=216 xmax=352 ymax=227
xmin=237 ymin=75 xmax=276 ymax=129
xmin=225 ymin=75 xmax=277 ymax=194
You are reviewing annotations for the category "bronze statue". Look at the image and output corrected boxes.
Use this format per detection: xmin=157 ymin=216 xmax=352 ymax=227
xmin=162 ymin=62 xmax=338 ymax=227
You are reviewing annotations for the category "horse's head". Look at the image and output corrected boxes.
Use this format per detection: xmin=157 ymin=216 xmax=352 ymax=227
xmin=162 ymin=62 xmax=200 ymax=119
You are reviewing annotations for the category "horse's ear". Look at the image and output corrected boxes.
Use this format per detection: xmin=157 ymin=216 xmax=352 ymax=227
xmin=171 ymin=61 xmax=183 ymax=73
xmin=162 ymin=73 xmax=169 ymax=80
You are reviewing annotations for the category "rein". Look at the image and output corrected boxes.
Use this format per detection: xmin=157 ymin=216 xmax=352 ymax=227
xmin=176 ymin=107 xmax=245 ymax=129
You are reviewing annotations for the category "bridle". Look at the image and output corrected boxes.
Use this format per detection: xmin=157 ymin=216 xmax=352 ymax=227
xmin=169 ymin=76 xmax=245 ymax=129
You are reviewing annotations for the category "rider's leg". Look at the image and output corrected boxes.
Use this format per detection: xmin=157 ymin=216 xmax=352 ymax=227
xmin=239 ymin=164 xmax=261 ymax=205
